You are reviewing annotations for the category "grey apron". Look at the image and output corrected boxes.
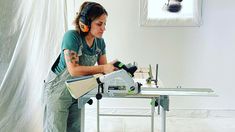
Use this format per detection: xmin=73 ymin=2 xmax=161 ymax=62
xmin=43 ymin=45 xmax=101 ymax=132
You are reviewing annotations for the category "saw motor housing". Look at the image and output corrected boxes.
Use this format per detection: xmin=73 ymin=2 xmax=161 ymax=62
xmin=98 ymin=69 xmax=140 ymax=97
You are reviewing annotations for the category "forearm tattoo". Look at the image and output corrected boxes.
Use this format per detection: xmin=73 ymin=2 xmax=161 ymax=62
xmin=64 ymin=50 xmax=79 ymax=65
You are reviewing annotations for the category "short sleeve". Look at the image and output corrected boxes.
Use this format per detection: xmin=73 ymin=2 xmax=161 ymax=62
xmin=61 ymin=30 xmax=82 ymax=56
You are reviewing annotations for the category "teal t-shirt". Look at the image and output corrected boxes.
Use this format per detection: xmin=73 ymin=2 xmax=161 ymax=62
xmin=53 ymin=30 xmax=106 ymax=74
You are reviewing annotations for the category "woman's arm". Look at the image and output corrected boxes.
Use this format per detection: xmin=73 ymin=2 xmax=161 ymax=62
xmin=98 ymin=54 xmax=107 ymax=65
xmin=64 ymin=49 xmax=114 ymax=76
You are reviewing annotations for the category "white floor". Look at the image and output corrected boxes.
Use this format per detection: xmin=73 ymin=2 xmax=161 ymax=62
xmin=84 ymin=109 xmax=235 ymax=132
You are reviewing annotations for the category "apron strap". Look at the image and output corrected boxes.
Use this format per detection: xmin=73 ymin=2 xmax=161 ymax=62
xmin=51 ymin=54 xmax=61 ymax=73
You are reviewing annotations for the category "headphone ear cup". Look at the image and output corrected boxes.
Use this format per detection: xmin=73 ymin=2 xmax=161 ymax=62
xmin=79 ymin=16 xmax=90 ymax=32
xmin=78 ymin=3 xmax=96 ymax=33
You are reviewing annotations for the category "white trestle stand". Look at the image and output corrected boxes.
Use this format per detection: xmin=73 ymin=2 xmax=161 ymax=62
xmin=65 ymin=70 xmax=216 ymax=132
xmin=78 ymin=87 xmax=216 ymax=132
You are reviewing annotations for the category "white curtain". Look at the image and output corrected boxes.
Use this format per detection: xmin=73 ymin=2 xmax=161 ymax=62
xmin=0 ymin=0 xmax=71 ymax=131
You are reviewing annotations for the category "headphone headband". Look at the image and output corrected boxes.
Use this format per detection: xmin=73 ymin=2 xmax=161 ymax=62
xmin=80 ymin=2 xmax=96 ymax=18
xmin=79 ymin=2 xmax=97 ymax=33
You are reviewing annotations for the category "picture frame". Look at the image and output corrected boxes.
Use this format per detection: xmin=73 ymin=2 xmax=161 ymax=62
xmin=139 ymin=0 xmax=203 ymax=27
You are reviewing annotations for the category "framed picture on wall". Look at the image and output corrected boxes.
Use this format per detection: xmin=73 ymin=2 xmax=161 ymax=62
xmin=139 ymin=0 xmax=202 ymax=27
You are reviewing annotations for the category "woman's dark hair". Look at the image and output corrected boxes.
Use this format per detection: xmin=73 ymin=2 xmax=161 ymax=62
xmin=74 ymin=2 xmax=108 ymax=36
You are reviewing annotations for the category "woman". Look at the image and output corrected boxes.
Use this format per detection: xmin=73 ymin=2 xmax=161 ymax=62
xmin=43 ymin=2 xmax=115 ymax=132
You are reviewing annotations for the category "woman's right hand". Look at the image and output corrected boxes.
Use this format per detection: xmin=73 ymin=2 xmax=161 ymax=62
xmin=102 ymin=63 xmax=116 ymax=74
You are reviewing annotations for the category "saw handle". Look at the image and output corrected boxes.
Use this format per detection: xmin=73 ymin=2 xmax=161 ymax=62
xmin=113 ymin=61 xmax=128 ymax=70
xmin=113 ymin=61 xmax=137 ymax=77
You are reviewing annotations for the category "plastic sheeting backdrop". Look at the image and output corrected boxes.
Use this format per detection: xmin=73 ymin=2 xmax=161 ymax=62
xmin=0 ymin=0 xmax=70 ymax=131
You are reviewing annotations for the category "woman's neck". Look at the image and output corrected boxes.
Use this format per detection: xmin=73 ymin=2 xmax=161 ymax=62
xmin=85 ymin=34 xmax=95 ymax=48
